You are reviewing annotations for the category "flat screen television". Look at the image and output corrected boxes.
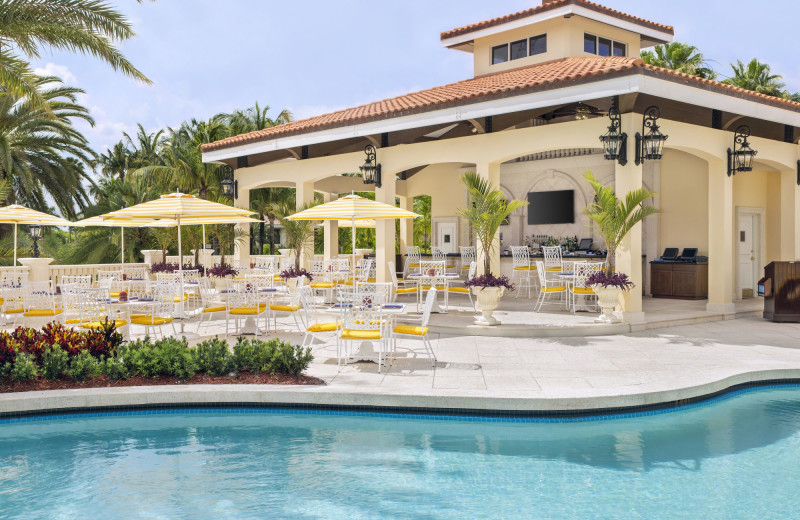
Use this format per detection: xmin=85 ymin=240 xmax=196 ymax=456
xmin=527 ymin=190 xmax=574 ymax=225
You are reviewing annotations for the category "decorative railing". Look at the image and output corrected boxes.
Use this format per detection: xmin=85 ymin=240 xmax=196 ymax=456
xmin=49 ymin=263 xmax=148 ymax=283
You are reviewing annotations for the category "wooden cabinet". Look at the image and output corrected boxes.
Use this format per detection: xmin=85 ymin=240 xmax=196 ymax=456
xmin=650 ymin=262 xmax=708 ymax=300
xmin=762 ymin=261 xmax=800 ymax=322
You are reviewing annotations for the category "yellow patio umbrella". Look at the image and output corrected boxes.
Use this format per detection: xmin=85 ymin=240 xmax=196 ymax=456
xmin=0 ymin=205 xmax=73 ymax=265
xmin=286 ymin=194 xmax=420 ymax=280
xmin=73 ymin=216 xmax=167 ymax=269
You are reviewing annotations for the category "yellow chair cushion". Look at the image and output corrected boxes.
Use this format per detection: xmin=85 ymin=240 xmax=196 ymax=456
xmin=448 ymin=286 xmax=470 ymax=293
xmin=130 ymin=315 xmax=173 ymax=326
xmin=269 ymin=304 xmax=299 ymax=312
xmin=396 ymin=287 xmax=417 ymax=294
xmin=307 ymin=322 xmax=340 ymax=333
xmin=540 ymin=286 xmax=566 ymax=292
xmin=4 ymin=308 xmax=24 ymax=314
xmin=65 ymin=318 xmax=85 ymax=325
xmin=422 ymin=286 xmax=446 ymax=291
xmin=203 ymin=305 xmax=227 ymax=313
xmin=571 ymin=287 xmax=595 ymax=295
xmin=23 ymin=309 xmax=63 ymax=317
xmin=173 ymin=294 xmax=189 ymax=303
xmin=514 ymin=266 xmax=537 ymax=270
xmin=409 ymin=263 xmax=421 ymax=268
xmin=0 ymin=297 xmax=4 ymax=305
xmin=110 ymin=292 xmax=120 ymax=298
xmin=230 ymin=304 xmax=268 ymax=315
xmin=273 ymin=275 xmax=283 ymax=282
xmin=393 ymin=324 xmax=428 ymax=336
xmin=310 ymin=282 xmax=335 ymax=288
xmin=340 ymin=329 xmax=382 ymax=340
xmin=80 ymin=319 xmax=128 ymax=329
xmin=546 ymin=267 xmax=562 ymax=272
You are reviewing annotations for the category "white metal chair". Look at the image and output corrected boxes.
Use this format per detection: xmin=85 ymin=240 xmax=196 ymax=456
xmin=417 ymin=260 xmax=448 ymax=310
xmin=22 ymin=281 xmax=64 ymax=326
xmin=72 ymin=287 xmax=128 ymax=334
xmin=388 ymin=261 xmax=417 ymax=302
xmin=60 ymin=274 xmax=92 ymax=289
xmin=404 ymin=246 xmax=421 ymax=278
xmin=510 ymin=246 xmax=536 ymax=299
xmin=299 ymin=285 xmax=340 ymax=349
xmin=356 ymin=282 xmax=393 ymax=306
xmin=225 ymin=280 xmax=270 ymax=339
xmin=432 ymin=247 xmax=456 ymax=275
xmin=459 ymin=246 xmax=476 ymax=277
xmin=338 ymin=305 xmax=388 ymax=371
xmin=0 ymin=283 xmax=25 ymax=326
xmin=391 ymin=288 xmax=437 ymax=367
xmin=534 ymin=260 xmax=567 ymax=312
xmin=569 ymin=262 xmax=601 ymax=313
xmin=269 ymin=277 xmax=305 ymax=332
xmin=130 ymin=284 xmax=177 ymax=339
xmin=124 ymin=267 xmax=148 ymax=281
xmin=97 ymin=269 xmax=124 ymax=297
xmin=448 ymin=261 xmax=476 ymax=311
xmin=193 ymin=277 xmax=226 ymax=334
xmin=542 ymin=246 xmax=563 ymax=280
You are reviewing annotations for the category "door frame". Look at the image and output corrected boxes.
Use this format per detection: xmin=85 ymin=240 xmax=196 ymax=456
xmin=735 ymin=206 xmax=766 ymax=300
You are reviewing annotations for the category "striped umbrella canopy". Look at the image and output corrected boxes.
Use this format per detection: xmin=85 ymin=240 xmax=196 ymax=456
xmin=0 ymin=205 xmax=73 ymax=265
xmin=287 ymin=194 xmax=420 ymax=279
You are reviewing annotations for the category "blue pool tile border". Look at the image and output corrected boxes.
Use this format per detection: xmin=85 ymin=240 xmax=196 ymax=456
xmin=1 ymin=379 xmax=800 ymax=424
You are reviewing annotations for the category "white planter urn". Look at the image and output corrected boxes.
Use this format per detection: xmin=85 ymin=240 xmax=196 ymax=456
xmin=471 ymin=286 xmax=505 ymax=326
xmin=286 ymin=275 xmax=307 ymax=296
xmin=212 ymin=275 xmax=232 ymax=291
xmin=591 ymin=285 xmax=622 ymax=324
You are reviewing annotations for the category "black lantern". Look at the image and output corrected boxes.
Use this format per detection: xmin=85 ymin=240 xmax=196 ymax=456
xmin=359 ymin=144 xmax=381 ymax=188
xmin=600 ymin=106 xmax=627 ymax=165
xmin=30 ymin=224 xmax=41 ymax=258
xmin=727 ymin=125 xmax=757 ymax=176
xmin=221 ymin=178 xmax=238 ymax=199
xmin=635 ymin=106 xmax=668 ymax=165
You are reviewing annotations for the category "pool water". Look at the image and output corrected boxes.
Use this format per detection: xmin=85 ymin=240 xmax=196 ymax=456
xmin=2 ymin=388 xmax=800 ymax=519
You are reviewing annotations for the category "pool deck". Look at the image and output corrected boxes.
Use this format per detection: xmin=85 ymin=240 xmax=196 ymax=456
xmin=4 ymin=309 xmax=800 ymax=417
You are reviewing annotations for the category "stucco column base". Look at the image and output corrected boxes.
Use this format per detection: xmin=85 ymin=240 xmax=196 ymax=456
xmin=140 ymin=250 xmax=162 ymax=267
xmin=17 ymin=258 xmax=53 ymax=282
xmin=706 ymin=302 xmax=736 ymax=316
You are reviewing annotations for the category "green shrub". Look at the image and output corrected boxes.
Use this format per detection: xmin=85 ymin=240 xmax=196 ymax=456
xmin=232 ymin=337 xmax=275 ymax=374
xmin=10 ymin=352 xmax=38 ymax=381
xmin=195 ymin=338 xmax=231 ymax=376
xmin=66 ymin=350 xmax=100 ymax=381
xmin=100 ymin=355 xmax=130 ymax=380
xmin=41 ymin=344 xmax=69 ymax=380
xmin=0 ymin=361 xmax=12 ymax=381
xmin=117 ymin=338 xmax=160 ymax=377
xmin=153 ymin=337 xmax=197 ymax=380
xmin=268 ymin=341 xmax=313 ymax=376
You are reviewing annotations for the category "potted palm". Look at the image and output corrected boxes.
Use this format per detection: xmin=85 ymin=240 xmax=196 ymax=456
xmin=458 ymin=172 xmax=527 ymax=325
xmin=277 ymin=202 xmax=317 ymax=269
xmin=584 ymin=172 xmax=659 ymax=323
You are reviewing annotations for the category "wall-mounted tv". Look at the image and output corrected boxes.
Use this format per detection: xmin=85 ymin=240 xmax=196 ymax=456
xmin=527 ymin=190 xmax=574 ymax=225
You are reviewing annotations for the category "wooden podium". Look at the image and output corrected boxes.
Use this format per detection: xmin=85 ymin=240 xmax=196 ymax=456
xmin=761 ymin=261 xmax=800 ymax=322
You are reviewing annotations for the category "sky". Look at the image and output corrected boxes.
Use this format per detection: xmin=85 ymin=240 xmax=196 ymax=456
xmin=28 ymin=0 xmax=800 ymax=154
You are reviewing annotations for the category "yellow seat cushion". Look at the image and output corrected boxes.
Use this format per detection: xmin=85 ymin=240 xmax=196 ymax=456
xmin=340 ymin=329 xmax=382 ymax=340
xmin=546 ymin=267 xmax=562 ymax=272
xmin=422 ymin=286 xmax=446 ymax=291
xmin=80 ymin=319 xmax=128 ymax=329
xmin=540 ymin=286 xmax=566 ymax=293
xmin=393 ymin=324 xmax=428 ymax=336
xmin=514 ymin=266 xmax=537 ymax=270
xmin=570 ymin=287 xmax=595 ymax=295
xmin=203 ymin=305 xmax=227 ymax=313
xmin=396 ymin=287 xmax=417 ymax=294
xmin=23 ymin=309 xmax=63 ymax=317
xmin=310 ymin=282 xmax=335 ymax=288
xmin=230 ymin=304 xmax=268 ymax=315
xmin=65 ymin=318 xmax=85 ymax=325
xmin=409 ymin=263 xmax=421 ymax=268
xmin=0 ymin=297 xmax=4 ymax=305
xmin=131 ymin=315 xmax=173 ymax=326
xmin=307 ymin=322 xmax=340 ymax=333
xmin=4 ymin=308 xmax=24 ymax=314
xmin=173 ymin=294 xmax=189 ymax=303
xmin=448 ymin=286 xmax=470 ymax=293
xmin=110 ymin=292 xmax=120 ymax=298
xmin=269 ymin=304 xmax=299 ymax=312
xmin=273 ymin=275 xmax=283 ymax=282
xmin=461 ymin=265 xmax=470 ymax=270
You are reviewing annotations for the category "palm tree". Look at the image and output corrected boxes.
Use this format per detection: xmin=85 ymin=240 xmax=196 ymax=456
xmin=413 ymin=195 xmax=432 ymax=253
xmin=583 ymin=172 xmax=660 ymax=275
xmin=640 ymin=42 xmax=716 ymax=79
xmin=0 ymin=75 xmax=95 ymax=218
xmin=250 ymin=187 xmax=294 ymax=254
xmin=458 ymin=172 xmax=527 ymax=274
xmin=723 ymin=59 xmax=786 ymax=97
xmin=97 ymin=141 xmax=131 ymax=182
xmin=218 ymin=102 xmax=293 ymax=136
xmin=0 ymin=0 xmax=151 ymax=106
xmin=277 ymin=200 xmax=316 ymax=269
xmin=124 ymin=124 xmax=164 ymax=169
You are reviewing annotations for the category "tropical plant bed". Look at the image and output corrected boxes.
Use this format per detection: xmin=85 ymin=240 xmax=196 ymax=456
xmin=0 ymin=372 xmax=324 ymax=394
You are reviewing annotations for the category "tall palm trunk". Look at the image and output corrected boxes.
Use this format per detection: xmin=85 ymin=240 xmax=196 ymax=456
xmin=268 ymin=216 xmax=276 ymax=254
xmin=259 ymin=220 xmax=266 ymax=255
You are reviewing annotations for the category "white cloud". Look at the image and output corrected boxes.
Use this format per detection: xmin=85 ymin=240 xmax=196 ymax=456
xmin=33 ymin=62 xmax=77 ymax=85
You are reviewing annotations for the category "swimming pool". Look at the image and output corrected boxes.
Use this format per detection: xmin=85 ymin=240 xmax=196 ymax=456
xmin=2 ymin=387 xmax=800 ymax=519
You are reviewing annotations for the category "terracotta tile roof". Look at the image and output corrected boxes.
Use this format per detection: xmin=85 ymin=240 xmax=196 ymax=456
xmin=202 ymin=57 xmax=800 ymax=154
xmin=440 ymin=0 xmax=673 ymax=42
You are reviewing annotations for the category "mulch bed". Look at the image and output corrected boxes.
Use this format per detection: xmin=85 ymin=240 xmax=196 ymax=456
xmin=0 ymin=373 xmax=325 ymax=394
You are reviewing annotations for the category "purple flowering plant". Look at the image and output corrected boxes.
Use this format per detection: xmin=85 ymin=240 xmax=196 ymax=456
xmin=587 ymin=271 xmax=634 ymax=290
xmin=280 ymin=266 xmax=314 ymax=281
xmin=464 ymin=273 xmax=515 ymax=292
xmin=208 ymin=264 xmax=238 ymax=278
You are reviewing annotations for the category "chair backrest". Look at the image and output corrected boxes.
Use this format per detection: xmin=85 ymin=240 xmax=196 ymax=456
xmin=97 ymin=269 xmax=123 ymax=281
xmin=60 ymin=274 xmax=92 ymax=288
xmin=1 ymin=269 xmax=27 ymax=287
xmin=278 ymin=256 xmax=292 ymax=272
xmin=152 ymin=283 xmax=178 ymax=317
xmin=336 ymin=285 xmax=358 ymax=305
xmin=23 ymin=281 xmax=55 ymax=311
xmin=127 ymin=279 xmax=151 ymax=300
xmin=510 ymin=246 xmax=530 ymax=268
xmin=0 ymin=285 xmax=24 ymax=311
xmin=342 ymin=305 xmax=383 ymax=332
xmin=74 ymin=287 xmax=111 ymax=322
xmin=535 ymin=260 xmax=548 ymax=286
xmin=561 ymin=259 xmax=586 ymax=274
xmin=419 ymin=260 xmax=446 ymax=276
xmin=420 ymin=288 xmax=437 ymax=327
xmin=542 ymin=246 xmax=562 ymax=269
xmin=254 ymin=256 xmax=277 ymax=270
xmin=182 ymin=269 xmax=200 ymax=283
xmin=156 ymin=272 xmax=181 ymax=285
xmin=124 ymin=267 xmax=148 ymax=281
xmin=244 ymin=272 xmax=274 ymax=290
xmin=298 ymin=285 xmax=318 ymax=326
xmin=467 ymin=261 xmax=477 ymax=280
xmin=310 ymin=260 xmax=326 ymax=275
xmin=360 ymin=258 xmax=375 ymax=282
xmin=405 ymin=246 xmax=421 ymax=259
xmin=388 ymin=261 xmax=399 ymax=287
xmin=432 ymin=247 xmax=447 ymax=262
xmin=573 ymin=262 xmax=595 ymax=289
xmin=356 ymin=282 xmax=392 ymax=305
xmin=197 ymin=277 xmax=215 ymax=307
xmin=459 ymin=246 xmax=476 ymax=261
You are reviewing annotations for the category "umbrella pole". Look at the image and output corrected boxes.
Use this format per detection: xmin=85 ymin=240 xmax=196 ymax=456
xmin=352 ymin=217 xmax=356 ymax=285
xmin=178 ymin=216 xmax=184 ymax=332
xmin=13 ymin=222 xmax=17 ymax=267
xmin=121 ymin=226 xmax=125 ymax=269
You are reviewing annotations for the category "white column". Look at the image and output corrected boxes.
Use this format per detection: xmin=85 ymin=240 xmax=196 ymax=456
xmin=397 ymin=195 xmax=414 ymax=253
xmin=614 ymin=113 xmax=644 ymax=322
xmin=375 ymin=177 xmax=397 ymax=283
xmin=707 ymin=157 xmax=735 ymax=314
xmin=296 ymin=180 xmax=315 ymax=269
xmin=323 ymin=192 xmax=338 ymax=260
xmin=780 ymin=168 xmax=800 ymax=260
xmin=475 ymin=161 xmax=501 ymax=275
xmin=234 ymin=185 xmax=250 ymax=267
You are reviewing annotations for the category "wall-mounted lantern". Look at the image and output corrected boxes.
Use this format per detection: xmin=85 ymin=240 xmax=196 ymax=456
xmin=30 ymin=224 xmax=41 ymax=258
xmin=727 ymin=125 xmax=757 ymax=176
xmin=221 ymin=177 xmax=238 ymax=199
xmin=600 ymin=106 xmax=627 ymax=165
xmin=359 ymin=144 xmax=382 ymax=188
xmin=635 ymin=106 xmax=668 ymax=165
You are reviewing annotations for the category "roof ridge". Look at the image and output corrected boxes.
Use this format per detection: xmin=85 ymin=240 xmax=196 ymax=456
xmin=440 ymin=0 xmax=673 ymax=41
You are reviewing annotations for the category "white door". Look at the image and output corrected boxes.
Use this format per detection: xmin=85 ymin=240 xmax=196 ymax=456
xmin=737 ymin=213 xmax=758 ymax=298
xmin=437 ymin=223 xmax=457 ymax=254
